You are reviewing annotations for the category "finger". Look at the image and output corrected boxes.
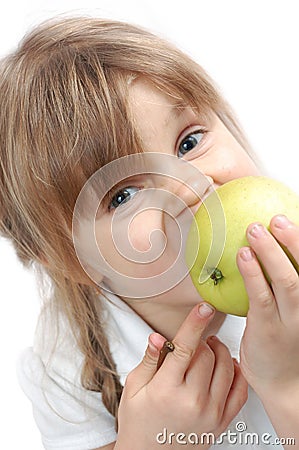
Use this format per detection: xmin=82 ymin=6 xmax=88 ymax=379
xmin=270 ymin=216 xmax=299 ymax=312
xmin=219 ymin=359 xmax=248 ymax=431
xmin=207 ymin=336 xmax=234 ymax=415
xmin=237 ymin=246 xmax=278 ymax=321
xmin=125 ymin=333 xmax=165 ymax=397
xmin=160 ymin=303 xmax=215 ymax=385
xmin=184 ymin=340 xmax=215 ymax=393
xmin=246 ymin=222 xmax=299 ymax=318
xmin=270 ymin=215 xmax=299 ymax=263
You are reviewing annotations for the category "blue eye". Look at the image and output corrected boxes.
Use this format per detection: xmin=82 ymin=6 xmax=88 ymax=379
xmin=109 ymin=186 xmax=140 ymax=210
xmin=178 ymin=130 xmax=206 ymax=158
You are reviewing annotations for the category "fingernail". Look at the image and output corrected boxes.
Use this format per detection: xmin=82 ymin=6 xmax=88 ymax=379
xmin=249 ymin=223 xmax=266 ymax=238
xmin=148 ymin=335 xmax=159 ymax=353
xmin=198 ymin=302 xmax=214 ymax=318
xmin=273 ymin=214 xmax=290 ymax=229
xmin=240 ymin=247 xmax=254 ymax=262
xmin=148 ymin=340 xmax=158 ymax=353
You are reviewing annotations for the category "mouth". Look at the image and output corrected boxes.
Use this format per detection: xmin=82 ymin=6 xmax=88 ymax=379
xmin=200 ymin=183 xmax=218 ymax=205
xmin=190 ymin=182 xmax=220 ymax=217
xmin=176 ymin=182 xmax=221 ymax=263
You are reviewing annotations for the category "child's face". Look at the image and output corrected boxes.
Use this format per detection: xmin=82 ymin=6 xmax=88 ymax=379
xmin=93 ymin=77 xmax=260 ymax=307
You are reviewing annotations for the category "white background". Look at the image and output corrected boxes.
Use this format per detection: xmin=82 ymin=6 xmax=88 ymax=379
xmin=0 ymin=1 xmax=298 ymax=448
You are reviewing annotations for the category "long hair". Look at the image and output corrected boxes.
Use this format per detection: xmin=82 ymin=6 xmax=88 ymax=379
xmin=0 ymin=16 xmax=254 ymax=426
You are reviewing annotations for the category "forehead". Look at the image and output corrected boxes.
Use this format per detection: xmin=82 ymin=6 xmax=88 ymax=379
xmin=128 ymin=78 xmax=194 ymax=147
xmin=129 ymin=77 xmax=183 ymax=122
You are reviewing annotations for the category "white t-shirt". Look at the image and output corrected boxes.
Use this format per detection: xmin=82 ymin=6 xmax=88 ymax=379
xmin=17 ymin=291 xmax=282 ymax=450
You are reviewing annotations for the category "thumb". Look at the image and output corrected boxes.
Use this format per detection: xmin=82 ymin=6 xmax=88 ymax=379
xmin=124 ymin=333 xmax=165 ymax=396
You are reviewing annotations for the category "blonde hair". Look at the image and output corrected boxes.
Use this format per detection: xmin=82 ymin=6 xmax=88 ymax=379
xmin=0 ymin=16 xmax=254 ymax=426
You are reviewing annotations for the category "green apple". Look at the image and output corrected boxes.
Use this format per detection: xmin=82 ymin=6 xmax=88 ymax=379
xmin=185 ymin=176 xmax=299 ymax=316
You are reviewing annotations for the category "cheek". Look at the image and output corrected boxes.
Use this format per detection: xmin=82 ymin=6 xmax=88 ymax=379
xmin=225 ymin=149 xmax=261 ymax=179
xmin=206 ymin=144 xmax=261 ymax=183
xmin=94 ymin=210 xmax=168 ymax=272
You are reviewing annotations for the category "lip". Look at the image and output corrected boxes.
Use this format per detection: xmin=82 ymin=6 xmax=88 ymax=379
xmin=200 ymin=183 xmax=216 ymax=204
xmin=191 ymin=182 xmax=221 ymax=216
xmin=174 ymin=184 xmax=218 ymax=248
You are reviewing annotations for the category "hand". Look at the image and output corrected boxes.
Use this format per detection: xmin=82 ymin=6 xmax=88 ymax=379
xmin=115 ymin=303 xmax=248 ymax=450
xmin=237 ymin=215 xmax=299 ymax=447
xmin=237 ymin=215 xmax=299 ymax=398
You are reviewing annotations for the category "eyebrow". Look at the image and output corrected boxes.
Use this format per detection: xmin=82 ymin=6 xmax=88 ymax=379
xmin=165 ymin=104 xmax=189 ymax=127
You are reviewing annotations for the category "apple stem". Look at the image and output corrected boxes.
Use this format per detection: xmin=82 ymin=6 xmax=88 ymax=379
xmin=210 ymin=268 xmax=223 ymax=285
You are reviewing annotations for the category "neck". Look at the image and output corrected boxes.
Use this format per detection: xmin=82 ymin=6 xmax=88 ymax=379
xmin=123 ymin=297 xmax=226 ymax=341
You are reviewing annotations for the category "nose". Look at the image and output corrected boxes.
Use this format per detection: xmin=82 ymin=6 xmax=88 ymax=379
xmin=162 ymin=173 xmax=214 ymax=218
xmin=176 ymin=174 xmax=214 ymax=208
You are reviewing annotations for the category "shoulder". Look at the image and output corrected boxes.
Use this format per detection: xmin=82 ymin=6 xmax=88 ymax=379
xmin=17 ymin=297 xmax=118 ymax=449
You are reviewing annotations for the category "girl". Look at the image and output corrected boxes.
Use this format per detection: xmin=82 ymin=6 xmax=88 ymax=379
xmin=0 ymin=16 xmax=298 ymax=450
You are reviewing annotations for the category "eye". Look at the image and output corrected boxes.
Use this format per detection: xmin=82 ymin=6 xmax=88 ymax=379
xmin=108 ymin=186 xmax=140 ymax=211
xmin=177 ymin=129 xmax=206 ymax=158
